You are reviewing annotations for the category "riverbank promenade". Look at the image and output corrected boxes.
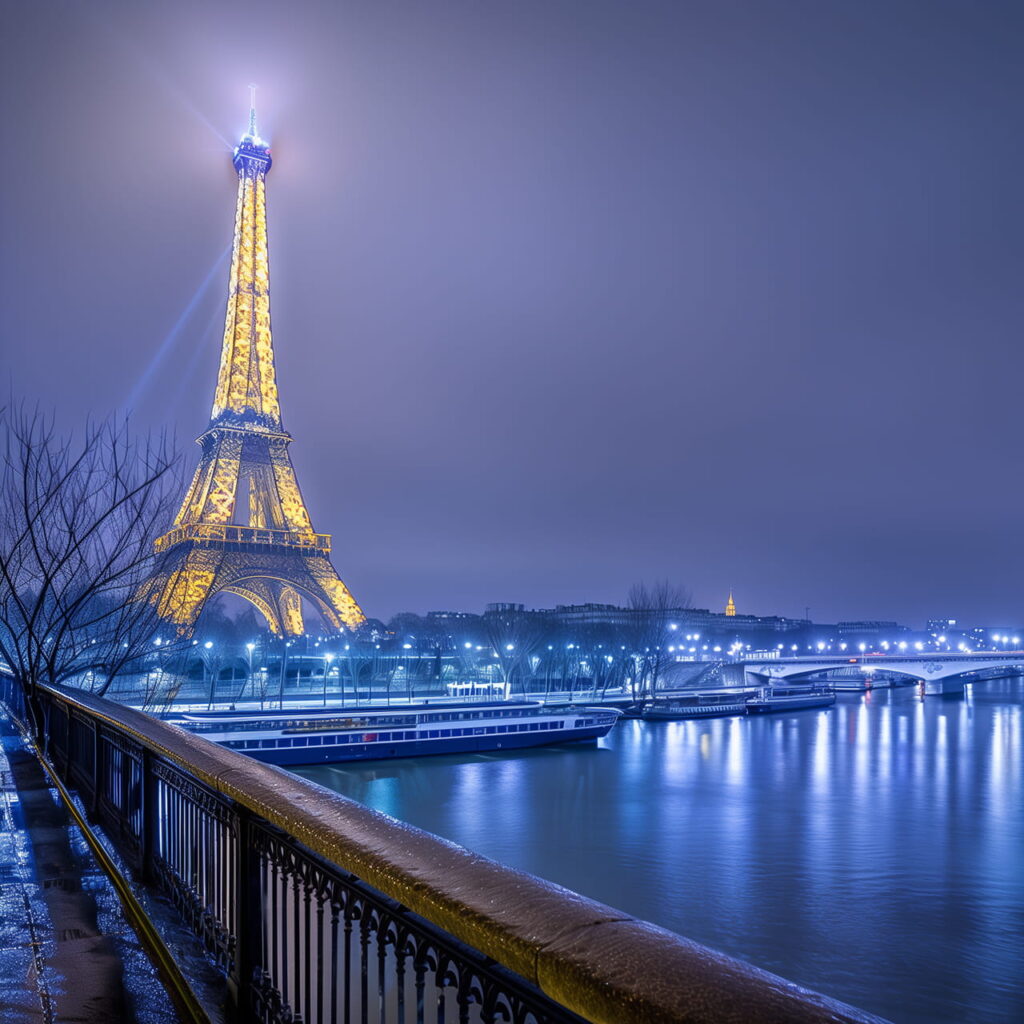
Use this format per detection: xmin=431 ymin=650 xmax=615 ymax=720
xmin=0 ymin=711 xmax=185 ymax=1023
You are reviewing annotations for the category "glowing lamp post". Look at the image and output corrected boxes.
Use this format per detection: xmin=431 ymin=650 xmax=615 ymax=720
xmin=323 ymin=652 xmax=335 ymax=706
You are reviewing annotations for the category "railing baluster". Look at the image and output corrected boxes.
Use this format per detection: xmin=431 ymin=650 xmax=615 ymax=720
xmin=329 ymin=896 xmax=341 ymax=1024
xmin=235 ymin=808 xmax=261 ymax=1019
xmin=316 ymin=893 xmax=326 ymax=1024
xmin=271 ymin=857 xmax=282 ymax=1010
xmin=414 ymin=959 xmax=426 ymax=1024
xmin=395 ymin=944 xmax=405 ymax=1024
xmin=360 ymin=913 xmax=370 ymax=1024
xmin=304 ymin=880 xmax=314 ymax=1024
xmin=377 ymin=919 xmax=387 ymax=1023
xmin=343 ymin=904 xmax=353 ymax=1024
xmin=293 ymin=870 xmax=302 ymax=1019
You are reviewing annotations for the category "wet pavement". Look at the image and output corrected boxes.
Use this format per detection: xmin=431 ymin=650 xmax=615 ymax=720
xmin=0 ymin=712 xmax=181 ymax=1024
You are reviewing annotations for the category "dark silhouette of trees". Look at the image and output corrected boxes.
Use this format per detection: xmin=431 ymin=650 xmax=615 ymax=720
xmin=483 ymin=607 xmax=549 ymax=696
xmin=0 ymin=407 xmax=180 ymax=727
xmin=622 ymin=581 xmax=693 ymax=703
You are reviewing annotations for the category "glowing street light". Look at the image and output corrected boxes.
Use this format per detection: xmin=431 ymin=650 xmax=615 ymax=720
xmin=323 ymin=651 xmax=335 ymax=706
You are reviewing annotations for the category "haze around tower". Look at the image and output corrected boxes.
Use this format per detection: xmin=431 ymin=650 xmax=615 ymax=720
xmin=2 ymin=0 xmax=1023 ymax=624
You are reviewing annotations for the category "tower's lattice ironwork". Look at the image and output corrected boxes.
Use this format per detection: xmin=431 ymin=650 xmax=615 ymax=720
xmin=151 ymin=102 xmax=364 ymax=636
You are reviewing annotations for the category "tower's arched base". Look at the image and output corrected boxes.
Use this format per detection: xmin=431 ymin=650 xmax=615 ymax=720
xmin=152 ymin=534 xmax=363 ymax=636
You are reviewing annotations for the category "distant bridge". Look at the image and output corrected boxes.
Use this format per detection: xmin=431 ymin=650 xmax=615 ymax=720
xmin=742 ymin=652 xmax=1024 ymax=695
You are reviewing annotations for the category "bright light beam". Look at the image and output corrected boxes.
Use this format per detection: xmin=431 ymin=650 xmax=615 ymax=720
xmin=166 ymin=302 xmax=229 ymax=415
xmin=125 ymin=246 xmax=230 ymax=413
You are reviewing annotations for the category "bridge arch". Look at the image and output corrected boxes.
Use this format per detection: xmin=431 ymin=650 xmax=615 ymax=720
xmin=742 ymin=656 xmax=1024 ymax=695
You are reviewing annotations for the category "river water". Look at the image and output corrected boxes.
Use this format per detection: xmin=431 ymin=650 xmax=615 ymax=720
xmin=294 ymin=680 xmax=1024 ymax=1023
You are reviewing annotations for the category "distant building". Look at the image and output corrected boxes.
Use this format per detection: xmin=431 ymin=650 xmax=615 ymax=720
xmin=410 ymin=601 xmax=920 ymax=658
xmin=536 ymin=602 xmax=813 ymax=651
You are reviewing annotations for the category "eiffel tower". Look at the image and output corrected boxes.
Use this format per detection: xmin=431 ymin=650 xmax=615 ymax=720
xmin=151 ymin=97 xmax=365 ymax=636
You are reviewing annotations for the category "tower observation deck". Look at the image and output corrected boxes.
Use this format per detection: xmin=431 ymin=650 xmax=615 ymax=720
xmin=149 ymin=97 xmax=365 ymax=635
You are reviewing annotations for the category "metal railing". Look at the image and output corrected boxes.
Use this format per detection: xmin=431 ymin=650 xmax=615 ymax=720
xmin=155 ymin=523 xmax=332 ymax=553
xmin=0 ymin=674 xmax=886 ymax=1024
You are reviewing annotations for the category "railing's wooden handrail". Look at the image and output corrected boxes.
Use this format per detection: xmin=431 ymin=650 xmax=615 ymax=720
xmin=43 ymin=683 xmax=888 ymax=1024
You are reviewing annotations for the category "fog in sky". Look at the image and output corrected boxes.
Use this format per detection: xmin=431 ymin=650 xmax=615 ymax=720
xmin=2 ymin=0 xmax=1023 ymax=625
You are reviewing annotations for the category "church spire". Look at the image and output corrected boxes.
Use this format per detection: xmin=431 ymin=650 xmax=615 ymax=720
xmin=725 ymin=592 xmax=736 ymax=617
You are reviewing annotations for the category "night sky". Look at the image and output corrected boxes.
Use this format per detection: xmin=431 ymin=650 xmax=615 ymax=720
xmin=2 ymin=1 xmax=1023 ymax=625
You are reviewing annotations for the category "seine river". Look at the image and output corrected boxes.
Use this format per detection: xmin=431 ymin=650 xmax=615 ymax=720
xmin=295 ymin=680 xmax=1024 ymax=1023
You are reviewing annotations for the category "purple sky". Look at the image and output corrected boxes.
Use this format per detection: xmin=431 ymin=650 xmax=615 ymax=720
xmin=3 ymin=1 xmax=1024 ymax=626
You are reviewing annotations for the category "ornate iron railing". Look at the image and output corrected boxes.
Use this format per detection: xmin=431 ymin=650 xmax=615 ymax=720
xmin=0 ymin=674 xmax=886 ymax=1024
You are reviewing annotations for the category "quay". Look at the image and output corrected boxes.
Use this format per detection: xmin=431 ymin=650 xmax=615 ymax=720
xmin=0 ymin=673 xmax=888 ymax=1023
xmin=0 ymin=712 xmax=187 ymax=1023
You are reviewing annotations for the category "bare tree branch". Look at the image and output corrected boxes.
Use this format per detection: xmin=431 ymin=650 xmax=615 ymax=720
xmin=0 ymin=405 xmax=184 ymax=731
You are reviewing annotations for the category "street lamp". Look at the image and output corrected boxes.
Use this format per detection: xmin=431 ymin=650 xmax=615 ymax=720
xmin=402 ymin=644 xmax=413 ymax=702
xmin=323 ymin=652 xmax=334 ymax=706
xmin=245 ymin=642 xmax=255 ymax=703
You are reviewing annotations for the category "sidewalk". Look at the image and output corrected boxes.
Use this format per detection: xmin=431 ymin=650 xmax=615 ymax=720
xmin=0 ymin=712 xmax=179 ymax=1024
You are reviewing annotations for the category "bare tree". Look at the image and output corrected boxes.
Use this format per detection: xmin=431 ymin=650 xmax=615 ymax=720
xmin=622 ymin=581 xmax=692 ymax=704
xmin=483 ymin=608 xmax=549 ymax=697
xmin=0 ymin=406 xmax=181 ymax=731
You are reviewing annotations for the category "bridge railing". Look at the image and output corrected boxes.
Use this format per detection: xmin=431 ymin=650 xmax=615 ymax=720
xmin=0 ymin=674 xmax=885 ymax=1024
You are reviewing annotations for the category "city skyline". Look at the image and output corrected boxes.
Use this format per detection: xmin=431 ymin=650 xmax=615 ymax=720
xmin=3 ymin=1 xmax=1024 ymax=624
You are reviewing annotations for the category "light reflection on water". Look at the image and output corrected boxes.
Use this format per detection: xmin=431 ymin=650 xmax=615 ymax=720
xmin=295 ymin=681 xmax=1024 ymax=1024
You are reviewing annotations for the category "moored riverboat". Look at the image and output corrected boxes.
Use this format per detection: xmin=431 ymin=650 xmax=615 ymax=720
xmin=642 ymin=692 xmax=749 ymax=720
xmin=167 ymin=700 xmax=621 ymax=765
xmin=746 ymin=683 xmax=836 ymax=714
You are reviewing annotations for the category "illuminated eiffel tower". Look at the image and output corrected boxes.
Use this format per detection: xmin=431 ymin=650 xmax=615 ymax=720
xmin=151 ymin=96 xmax=365 ymax=636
